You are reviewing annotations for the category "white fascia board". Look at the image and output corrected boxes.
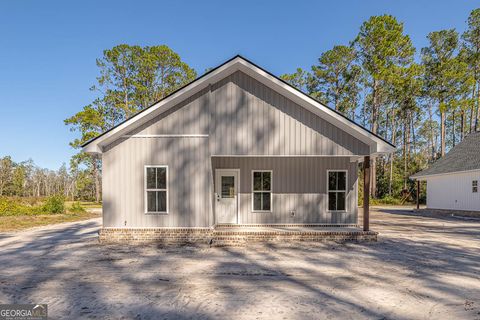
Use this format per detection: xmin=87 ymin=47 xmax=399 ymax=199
xmin=82 ymin=58 xmax=241 ymax=154
xmin=83 ymin=143 xmax=102 ymax=154
xmin=83 ymin=56 xmax=395 ymax=155
xmin=412 ymin=168 xmax=480 ymax=181
xmin=235 ymin=60 xmax=395 ymax=155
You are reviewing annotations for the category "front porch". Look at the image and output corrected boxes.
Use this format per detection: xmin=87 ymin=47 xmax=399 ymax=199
xmin=211 ymin=224 xmax=377 ymax=246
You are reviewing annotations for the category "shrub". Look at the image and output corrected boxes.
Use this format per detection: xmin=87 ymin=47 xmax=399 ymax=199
xmin=70 ymin=201 xmax=85 ymax=213
xmin=42 ymin=195 xmax=65 ymax=214
xmin=371 ymin=195 xmax=403 ymax=205
xmin=359 ymin=195 xmax=404 ymax=206
xmin=0 ymin=197 xmax=38 ymax=216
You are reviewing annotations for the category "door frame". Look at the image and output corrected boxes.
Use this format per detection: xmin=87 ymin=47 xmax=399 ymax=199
xmin=214 ymin=168 xmax=240 ymax=225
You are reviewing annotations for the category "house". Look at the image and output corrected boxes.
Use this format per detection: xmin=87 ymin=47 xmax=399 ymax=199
xmin=82 ymin=55 xmax=395 ymax=243
xmin=411 ymin=132 xmax=480 ymax=213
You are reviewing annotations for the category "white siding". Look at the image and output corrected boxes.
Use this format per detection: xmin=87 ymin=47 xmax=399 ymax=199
xmin=426 ymin=170 xmax=480 ymax=211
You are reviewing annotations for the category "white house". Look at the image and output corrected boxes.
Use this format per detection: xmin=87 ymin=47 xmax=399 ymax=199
xmin=412 ymin=132 xmax=480 ymax=212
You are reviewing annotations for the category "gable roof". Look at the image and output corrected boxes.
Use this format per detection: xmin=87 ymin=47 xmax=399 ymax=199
xmin=82 ymin=55 xmax=395 ymax=154
xmin=411 ymin=131 xmax=480 ymax=179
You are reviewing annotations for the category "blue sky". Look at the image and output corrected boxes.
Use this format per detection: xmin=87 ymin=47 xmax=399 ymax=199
xmin=0 ymin=0 xmax=478 ymax=170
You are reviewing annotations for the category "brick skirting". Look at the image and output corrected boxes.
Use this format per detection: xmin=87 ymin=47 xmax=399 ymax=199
xmin=99 ymin=228 xmax=212 ymax=244
xmin=99 ymin=227 xmax=377 ymax=245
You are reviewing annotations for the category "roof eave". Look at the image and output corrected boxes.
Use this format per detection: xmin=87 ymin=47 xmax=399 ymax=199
xmin=82 ymin=55 xmax=396 ymax=155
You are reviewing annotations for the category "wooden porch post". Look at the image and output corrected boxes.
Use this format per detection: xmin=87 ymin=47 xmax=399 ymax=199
xmin=363 ymin=156 xmax=370 ymax=232
xmin=416 ymin=180 xmax=420 ymax=210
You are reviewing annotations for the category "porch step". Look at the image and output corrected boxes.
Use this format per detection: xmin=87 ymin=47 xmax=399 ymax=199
xmin=210 ymin=228 xmax=376 ymax=246
xmin=214 ymin=223 xmax=360 ymax=228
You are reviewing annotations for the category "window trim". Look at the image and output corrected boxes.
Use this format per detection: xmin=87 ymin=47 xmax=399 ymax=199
xmin=473 ymin=180 xmax=478 ymax=193
xmin=144 ymin=165 xmax=169 ymax=214
xmin=251 ymin=170 xmax=273 ymax=213
xmin=326 ymin=169 xmax=348 ymax=213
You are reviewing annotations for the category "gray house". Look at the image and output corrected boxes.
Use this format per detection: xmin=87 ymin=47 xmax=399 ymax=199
xmin=83 ymin=56 xmax=394 ymax=243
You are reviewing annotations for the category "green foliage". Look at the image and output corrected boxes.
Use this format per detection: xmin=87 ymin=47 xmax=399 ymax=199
xmin=56 ymin=8 xmax=480 ymax=206
xmin=371 ymin=196 xmax=404 ymax=206
xmin=280 ymin=68 xmax=309 ymax=93
xmin=0 ymin=197 xmax=42 ymax=216
xmin=354 ymin=15 xmax=415 ymax=81
xmin=309 ymin=45 xmax=362 ymax=116
xmin=0 ymin=197 xmax=28 ymax=216
xmin=65 ymin=44 xmax=196 ymax=202
xmin=70 ymin=201 xmax=86 ymax=213
xmin=42 ymin=195 xmax=65 ymax=214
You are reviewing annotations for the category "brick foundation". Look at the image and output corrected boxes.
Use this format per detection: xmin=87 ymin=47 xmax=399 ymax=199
xmin=99 ymin=226 xmax=377 ymax=245
xmin=99 ymin=228 xmax=212 ymax=244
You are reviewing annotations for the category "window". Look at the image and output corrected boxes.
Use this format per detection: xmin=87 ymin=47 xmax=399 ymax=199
xmin=221 ymin=176 xmax=235 ymax=198
xmin=473 ymin=180 xmax=478 ymax=193
xmin=328 ymin=171 xmax=347 ymax=211
xmin=252 ymin=170 xmax=272 ymax=212
xmin=145 ymin=166 xmax=168 ymax=213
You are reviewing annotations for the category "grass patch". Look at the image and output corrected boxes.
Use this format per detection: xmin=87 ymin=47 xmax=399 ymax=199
xmin=0 ymin=210 xmax=100 ymax=232
xmin=66 ymin=201 xmax=102 ymax=209
xmin=0 ymin=196 xmax=101 ymax=232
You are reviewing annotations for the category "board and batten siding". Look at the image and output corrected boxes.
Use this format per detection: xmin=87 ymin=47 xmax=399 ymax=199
xmin=426 ymin=170 xmax=480 ymax=211
xmin=102 ymin=70 xmax=366 ymax=227
xmin=130 ymin=71 xmax=369 ymax=156
xmin=102 ymin=137 xmax=211 ymax=227
xmin=212 ymin=157 xmax=358 ymax=224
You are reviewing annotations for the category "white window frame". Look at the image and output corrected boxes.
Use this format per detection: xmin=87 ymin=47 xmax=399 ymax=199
xmin=327 ymin=169 xmax=348 ymax=212
xmin=144 ymin=165 xmax=168 ymax=214
xmin=473 ymin=180 xmax=478 ymax=193
xmin=251 ymin=170 xmax=273 ymax=212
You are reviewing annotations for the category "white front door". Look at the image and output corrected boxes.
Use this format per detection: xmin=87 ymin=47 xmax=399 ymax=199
xmin=215 ymin=169 xmax=239 ymax=224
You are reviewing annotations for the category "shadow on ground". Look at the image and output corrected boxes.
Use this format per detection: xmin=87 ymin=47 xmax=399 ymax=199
xmin=0 ymin=209 xmax=479 ymax=319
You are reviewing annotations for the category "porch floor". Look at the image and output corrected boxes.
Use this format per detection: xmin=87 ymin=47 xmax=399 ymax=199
xmin=211 ymin=224 xmax=377 ymax=246
xmin=213 ymin=225 xmax=362 ymax=233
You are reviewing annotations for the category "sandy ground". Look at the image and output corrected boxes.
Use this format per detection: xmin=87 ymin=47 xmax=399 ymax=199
xmin=0 ymin=207 xmax=479 ymax=320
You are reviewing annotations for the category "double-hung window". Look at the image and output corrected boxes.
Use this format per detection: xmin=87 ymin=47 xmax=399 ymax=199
xmin=328 ymin=170 xmax=347 ymax=211
xmin=473 ymin=180 xmax=478 ymax=193
xmin=145 ymin=166 xmax=168 ymax=213
xmin=252 ymin=170 xmax=272 ymax=212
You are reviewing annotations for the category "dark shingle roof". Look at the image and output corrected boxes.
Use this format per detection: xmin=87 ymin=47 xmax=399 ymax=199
xmin=411 ymin=131 xmax=480 ymax=178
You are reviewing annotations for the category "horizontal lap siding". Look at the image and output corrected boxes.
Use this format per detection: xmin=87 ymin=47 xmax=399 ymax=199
xmin=426 ymin=171 xmax=480 ymax=211
xmin=212 ymin=157 xmax=358 ymax=224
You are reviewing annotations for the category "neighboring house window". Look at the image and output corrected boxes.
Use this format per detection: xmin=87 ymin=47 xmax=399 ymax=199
xmin=145 ymin=166 xmax=168 ymax=213
xmin=328 ymin=171 xmax=347 ymax=211
xmin=252 ymin=170 xmax=272 ymax=212
xmin=473 ymin=180 xmax=478 ymax=193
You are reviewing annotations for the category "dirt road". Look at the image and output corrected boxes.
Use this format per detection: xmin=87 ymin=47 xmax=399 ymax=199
xmin=0 ymin=208 xmax=479 ymax=319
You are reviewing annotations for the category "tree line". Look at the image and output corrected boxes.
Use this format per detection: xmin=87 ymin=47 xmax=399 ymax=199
xmin=6 ymin=9 xmax=477 ymax=202
xmin=281 ymin=10 xmax=480 ymax=199
xmin=0 ymin=156 xmax=85 ymax=199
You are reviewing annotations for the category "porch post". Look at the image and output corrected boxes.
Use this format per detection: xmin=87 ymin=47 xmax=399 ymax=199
xmin=416 ymin=180 xmax=420 ymax=210
xmin=363 ymin=156 xmax=370 ymax=232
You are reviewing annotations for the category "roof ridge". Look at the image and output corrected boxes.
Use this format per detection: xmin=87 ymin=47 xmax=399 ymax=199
xmin=82 ymin=55 xmax=395 ymax=151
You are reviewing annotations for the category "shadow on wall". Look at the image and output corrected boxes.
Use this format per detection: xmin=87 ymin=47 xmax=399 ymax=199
xmin=102 ymin=70 xmax=366 ymax=227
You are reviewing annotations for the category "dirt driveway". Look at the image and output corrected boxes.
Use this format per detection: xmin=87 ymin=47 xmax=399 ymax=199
xmin=0 ymin=208 xmax=479 ymax=319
